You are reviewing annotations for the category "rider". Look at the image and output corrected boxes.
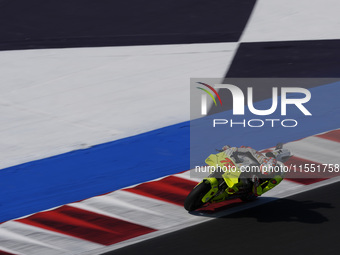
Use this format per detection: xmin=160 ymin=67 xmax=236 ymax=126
xmin=221 ymin=145 xmax=283 ymax=196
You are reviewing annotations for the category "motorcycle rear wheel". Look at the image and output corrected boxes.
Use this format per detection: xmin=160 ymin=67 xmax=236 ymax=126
xmin=184 ymin=181 xmax=211 ymax=211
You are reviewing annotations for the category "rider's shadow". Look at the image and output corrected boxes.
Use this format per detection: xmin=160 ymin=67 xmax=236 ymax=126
xmin=227 ymin=199 xmax=333 ymax=224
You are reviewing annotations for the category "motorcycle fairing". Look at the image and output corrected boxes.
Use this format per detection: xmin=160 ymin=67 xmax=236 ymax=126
xmin=205 ymin=151 xmax=242 ymax=189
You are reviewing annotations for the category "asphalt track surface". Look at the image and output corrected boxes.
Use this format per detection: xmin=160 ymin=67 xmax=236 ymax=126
xmin=104 ymin=181 xmax=340 ymax=255
xmin=0 ymin=0 xmax=256 ymax=50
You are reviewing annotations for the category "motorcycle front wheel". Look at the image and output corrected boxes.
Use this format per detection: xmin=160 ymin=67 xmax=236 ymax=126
xmin=184 ymin=181 xmax=211 ymax=211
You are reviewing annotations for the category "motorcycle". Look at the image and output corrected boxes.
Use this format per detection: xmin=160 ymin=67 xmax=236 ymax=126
xmin=184 ymin=143 xmax=292 ymax=212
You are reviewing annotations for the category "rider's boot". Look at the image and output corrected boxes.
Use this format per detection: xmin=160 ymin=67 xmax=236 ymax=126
xmin=252 ymin=175 xmax=262 ymax=196
xmin=261 ymin=175 xmax=283 ymax=194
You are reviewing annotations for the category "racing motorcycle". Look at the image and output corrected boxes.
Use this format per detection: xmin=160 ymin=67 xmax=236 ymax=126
xmin=184 ymin=144 xmax=292 ymax=212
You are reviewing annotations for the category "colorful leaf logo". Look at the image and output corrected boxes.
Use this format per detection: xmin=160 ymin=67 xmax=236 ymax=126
xmin=196 ymin=82 xmax=223 ymax=106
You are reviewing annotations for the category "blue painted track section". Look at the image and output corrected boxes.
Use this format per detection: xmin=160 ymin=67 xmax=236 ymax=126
xmin=0 ymin=82 xmax=339 ymax=222
xmin=0 ymin=124 xmax=190 ymax=222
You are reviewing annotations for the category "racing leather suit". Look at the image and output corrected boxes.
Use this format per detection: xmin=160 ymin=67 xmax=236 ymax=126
xmin=222 ymin=145 xmax=283 ymax=196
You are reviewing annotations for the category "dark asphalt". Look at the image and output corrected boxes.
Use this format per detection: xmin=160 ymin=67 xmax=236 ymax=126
xmin=0 ymin=0 xmax=256 ymax=50
xmin=227 ymin=40 xmax=340 ymax=78
xmin=104 ymin=182 xmax=340 ymax=255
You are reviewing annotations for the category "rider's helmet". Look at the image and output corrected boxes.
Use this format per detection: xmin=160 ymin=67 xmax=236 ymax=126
xmin=222 ymin=145 xmax=231 ymax=151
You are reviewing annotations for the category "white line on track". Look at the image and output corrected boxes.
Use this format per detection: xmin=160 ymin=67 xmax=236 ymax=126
xmin=285 ymin=137 xmax=340 ymax=164
xmin=69 ymin=190 xmax=197 ymax=230
xmin=0 ymin=221 xmax=103 ymax=255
